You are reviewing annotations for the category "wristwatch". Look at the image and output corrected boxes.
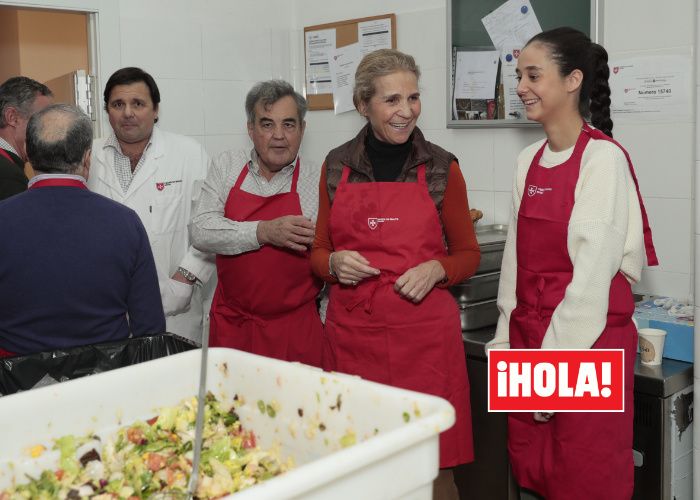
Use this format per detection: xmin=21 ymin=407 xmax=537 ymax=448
xmin=177 ymin=266 xmax=197 ymax=283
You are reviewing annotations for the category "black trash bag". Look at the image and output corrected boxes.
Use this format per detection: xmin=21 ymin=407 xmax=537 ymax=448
xmin=0 ymin=333 xmax=198 ymax=396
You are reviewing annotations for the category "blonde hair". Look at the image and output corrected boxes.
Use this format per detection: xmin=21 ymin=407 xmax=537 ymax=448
xmin=352 ymin=49 xmax=421 ymax=110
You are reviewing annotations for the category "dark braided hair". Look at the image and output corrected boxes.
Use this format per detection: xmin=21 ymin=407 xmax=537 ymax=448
xmin=526 ymin=27 xmax=613 ymax=137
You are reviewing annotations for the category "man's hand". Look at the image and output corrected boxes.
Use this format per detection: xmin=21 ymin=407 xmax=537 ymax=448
xmin=162 ymin=278 xmax=195 ymax=316
xmin=257 ymin=215 xmax=315 ymax=252
xmin=330 ymin=250 xmax=380 ymax=285
xmin=394 ymin=260 xmax=446 ymax=303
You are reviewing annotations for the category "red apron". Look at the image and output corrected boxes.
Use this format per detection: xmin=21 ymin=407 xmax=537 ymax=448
xmin=507 ymin=124 xmax=657 ymax=499
xmin=209 ymin=160 xmax=323 ymax=367
xmin=0 ymin=177 xmax=88 ymax=358
xmin=325 ymin=165 xmax=473 ymax=468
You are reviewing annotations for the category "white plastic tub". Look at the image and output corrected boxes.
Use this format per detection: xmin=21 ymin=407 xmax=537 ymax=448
xmin=0 ymin=348 xmax=454 ymax=499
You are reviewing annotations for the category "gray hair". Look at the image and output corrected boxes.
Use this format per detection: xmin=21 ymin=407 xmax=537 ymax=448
xmin=26 ymin=104 xmax=93 ymax=175
xmin=353 ymin=49 xmax=421 ymax=110
xmin=245 ymin=80 xmax=307 ymax=123
xmin=0 ymin=76 xmax=53 ymax=128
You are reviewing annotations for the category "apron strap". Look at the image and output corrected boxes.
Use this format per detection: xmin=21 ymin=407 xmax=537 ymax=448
xmin=345 ymin=273 xmax=398 ymax=314
xmin=0 ymin=148 xmax=14 ymax=163
xmin=233 ymin=162 xmax=250 ymax=191
xmin=416 ymin=164 xmax=427 ymax=186
xmin=289 ymin=157 xmax=301 ymax=193
xmin=340 ymin=165 xmax=351 ymax=184
xmin=234 ymin=157 xmax=302 ymax=193
xmin=582 ymin=123 xmax=659 ymax=266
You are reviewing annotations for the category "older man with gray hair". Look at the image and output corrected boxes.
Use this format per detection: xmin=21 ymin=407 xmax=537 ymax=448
xmin=0 ymin=76 xmax=53 ymax=200
xmin=0 ymin=104 xmax=165 ymax=357
xmin=190 ymin=79 xmax=323 ymax=366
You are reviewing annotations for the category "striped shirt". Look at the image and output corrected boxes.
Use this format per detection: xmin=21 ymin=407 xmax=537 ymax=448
xmin=0 ymin=137 xmax=19 ymax=157
xmin=103 ymin=133 xmax=153 ymax=193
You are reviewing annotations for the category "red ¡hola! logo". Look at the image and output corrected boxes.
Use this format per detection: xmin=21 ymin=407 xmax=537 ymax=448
xmin=488 ymin=349 xmax=625 ymax=412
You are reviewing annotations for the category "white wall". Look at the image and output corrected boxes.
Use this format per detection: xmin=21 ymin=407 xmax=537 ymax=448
xmin=115 ymin=0 xmax=293 ymax=158
xmin=294 ymin=0 xmax=697 ymax=301
xmin=604 ymin=0 xmax=696 ymax=301
xmin=1 ymin=0 xmax=695 ymax=301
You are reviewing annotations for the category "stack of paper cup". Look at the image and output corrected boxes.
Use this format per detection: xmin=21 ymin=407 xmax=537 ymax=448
xmin=638 ymin=328 xmax=667 ymax=366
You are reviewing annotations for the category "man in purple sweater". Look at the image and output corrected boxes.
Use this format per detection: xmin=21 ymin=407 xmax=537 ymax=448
xmin=0 ymin=104 xmax=165 ymax=356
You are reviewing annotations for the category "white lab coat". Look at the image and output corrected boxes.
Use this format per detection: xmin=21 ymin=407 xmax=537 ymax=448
xmin=88 ymin=126 xmax=216 ymax=343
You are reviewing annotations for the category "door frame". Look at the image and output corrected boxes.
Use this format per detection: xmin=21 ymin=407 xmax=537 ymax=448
xmin=0 ymin=0 xmax=120 ymax=137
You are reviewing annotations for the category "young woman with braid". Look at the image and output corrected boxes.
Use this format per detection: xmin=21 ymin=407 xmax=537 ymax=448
xmin=487 ymin=28 xmax=658 ymax=499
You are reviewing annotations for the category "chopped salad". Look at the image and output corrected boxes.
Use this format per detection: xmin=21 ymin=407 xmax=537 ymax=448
xmin=1 ymin=392 xmax=290 ymax=499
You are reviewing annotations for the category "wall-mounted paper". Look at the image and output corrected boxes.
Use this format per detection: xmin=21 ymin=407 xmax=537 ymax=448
xmin=609 ymin=52 xmax=692 ymax=122
xmin=454 ymin=50 xmax=500 ymax=100
xmin=482 ymin=0 xmax=541 ymax=51
xmin=305 ymin=29 xmax=336 ymax=95
xmin=500 ymin=45 xmax=525 ymax=119
xmin=329 ymin=43 xmax=361 ymax=115
xmin=358 ymin=18 xmax=392 ymax=56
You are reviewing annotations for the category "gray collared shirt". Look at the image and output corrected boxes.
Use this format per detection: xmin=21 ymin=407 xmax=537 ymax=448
xmin=189 ymin=149 xmax=320 ymax=256
xmin=102 ymin=132 xmax=153 ymax=193
xmin=0 ymin=137 xmax=19 ymax=158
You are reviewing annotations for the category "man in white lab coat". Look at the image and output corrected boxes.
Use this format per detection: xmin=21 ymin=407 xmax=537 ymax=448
xmin=88 ymin=67 xmax=215 ymax=343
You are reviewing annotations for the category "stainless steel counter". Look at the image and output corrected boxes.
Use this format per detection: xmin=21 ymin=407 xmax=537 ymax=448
xmin=457 ymin=327 xmax=694 ymax=500
xmin=462 ymin=327 xmax=693 ymax=397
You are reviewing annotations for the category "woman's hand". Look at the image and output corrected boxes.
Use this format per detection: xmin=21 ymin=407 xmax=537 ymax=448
xmin=534 ymin=412 xmax=555 ymax=422
xmin=330 ymin=250 xmax=380 ymax=286
xmin=394 ymin=260 xmax=446 ymax=303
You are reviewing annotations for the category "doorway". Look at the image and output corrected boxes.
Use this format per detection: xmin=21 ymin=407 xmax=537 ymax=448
xmin=0 ymin=6 xmax=98 ymax=134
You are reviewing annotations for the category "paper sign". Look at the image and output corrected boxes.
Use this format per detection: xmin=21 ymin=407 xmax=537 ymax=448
xmin=454 ymin=50 xmax=500 ymax=100
xmin=482 ymin=0 xmax=542 ymax=51
xmin=305 ymin=29 xmax=336 ymax=95
xmin=609 ymin=52 xmax=692 ymax=121
xmin=329 ymin=43 xmax=361 ymax=114
xmin=358 ymin=18 xmax=392 ymax=56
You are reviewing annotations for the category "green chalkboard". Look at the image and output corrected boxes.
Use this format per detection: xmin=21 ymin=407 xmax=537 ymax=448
xmin=452 ymin=0 xmax=591 ymax=48
xmin=448 ymin=0 xmax=596 ymax=128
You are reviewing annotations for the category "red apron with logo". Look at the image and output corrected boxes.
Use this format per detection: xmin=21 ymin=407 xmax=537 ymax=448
xmin=325 ymin=165 xmax=473 ymax=467
xmin=507 ymin=124 xmax=657 ymax=499
xmin=209 ymin=160 xmax=323 ymax=367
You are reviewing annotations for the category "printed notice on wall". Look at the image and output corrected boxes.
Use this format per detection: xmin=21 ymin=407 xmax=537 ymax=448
xmin=330 ymin=43 xmax=361 ymax=114
xmin=358 ymin=18 xmax=392 ymax=56
xmin=609 ymin=51 xmax=692 ymax=121
xmin=482 ymin=0 xmax=541 ymax=51
xmin=305 ymin=29 xmax=336 ymax=95
xmin=501 ymin=46 xmax=525 ymax=119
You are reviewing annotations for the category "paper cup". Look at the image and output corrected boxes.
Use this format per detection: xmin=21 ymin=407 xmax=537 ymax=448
xmin=638 ymin=328 xmax=667 ymax=366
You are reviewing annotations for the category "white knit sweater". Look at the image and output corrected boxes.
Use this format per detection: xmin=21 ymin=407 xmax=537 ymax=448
xmin=488 ymin=136 xmax=646 ymax=350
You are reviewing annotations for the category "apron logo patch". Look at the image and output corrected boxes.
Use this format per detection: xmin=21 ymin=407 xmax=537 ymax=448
xmin=527 ymin=184 xmax=552 ymax=197
xmin=367 ymin=217 xmax=399 ymax=230
xmin=487 ymin=349 xmax=625 ymax=412
xmin=155 ymin=180 xmax=183 ymax=191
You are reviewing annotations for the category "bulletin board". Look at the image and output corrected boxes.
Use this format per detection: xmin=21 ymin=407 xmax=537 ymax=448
xmin=447 ymin=0 xmax=599 ymax=128
xmin=303 ymin=13 xmax=397 ymax=111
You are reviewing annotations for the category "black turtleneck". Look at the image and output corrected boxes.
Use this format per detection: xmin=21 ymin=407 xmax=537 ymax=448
xmin=365 ymin=129 xmax=412 ymax=182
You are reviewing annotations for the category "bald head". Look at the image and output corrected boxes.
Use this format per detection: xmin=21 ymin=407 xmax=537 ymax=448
xmin=26 ymin=104 xmax=92 ymax=175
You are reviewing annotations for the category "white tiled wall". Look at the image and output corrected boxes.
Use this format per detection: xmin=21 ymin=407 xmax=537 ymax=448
xmin=113 ymin=0 xmax=294 ymax=158
xmin=293 ymin=0 xmax=697 ymax=302
xmin=105 ymin=0 xmax=697 ymax=301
